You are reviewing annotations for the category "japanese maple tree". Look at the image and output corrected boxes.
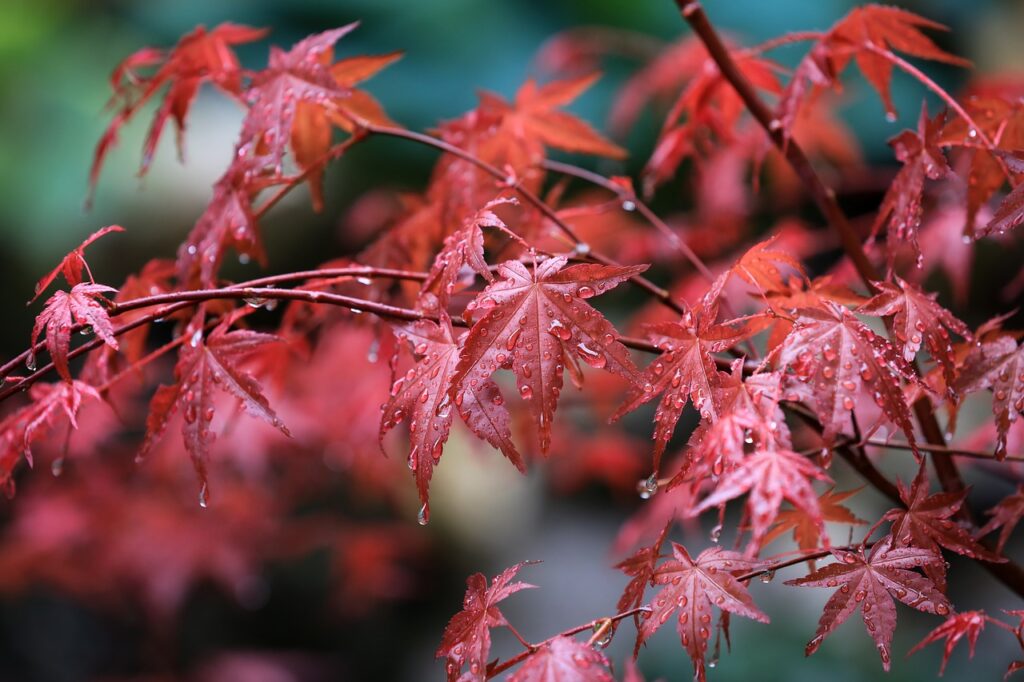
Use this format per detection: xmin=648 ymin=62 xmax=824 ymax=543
xmin=3 ymin=1 xmax=1024 ymax=680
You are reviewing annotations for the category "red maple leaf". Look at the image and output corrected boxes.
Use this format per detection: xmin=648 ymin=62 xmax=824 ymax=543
xmin=691 ymin=447 xmax=832 ymax=553
xmin=909 ymin=610 xmax=999 ymax=676
xmin=615 ymin=522 xmax=671 ymax=617
xmin=763 ymin=487 xmax=867 ymax=556
xmin=240 ymin=25 xmax=357 ymax=172
xmin=31 ymin=225 xmax=124 ymax=304
xmin=436 ymin=562 xmax=536 ymax=682
xmin=138 ymin=321 xmax=291 ymax=504
xmin=612 ymin=309 xmax=764 ymax=471
xmin=0 ymin=380 xmax=103 ymax=495
xmin=871 ymin=105 xmax=950 ymax=272
xmin=785 ymin=538 xmax=951 ymax=670
xmin=452 ymin=256 xmax=644 ymax=452
xmin=772 ymin=301 xmax=919 ymax=448
xmin=983 ymin=152 xmax=1024 ymax=238
xmin=90 ymin=24 xmax=267 ymax=194
xmin=859 ymin=276 xmax=970 ymax=400
xmin=882 ymin=463 xmax=1004 ymax=590
xmin=978 ymin=486 xmax=1024 ymax=554
xmin=381 ymin=316 xmax=525 ymax=517
xmin=637 ymin=543 xmax=768 ymax=681
xmin=31 ymin=284 xmax=118 ymax=383
xmin=955 ymin=336 xmax=1024 ymax=460
xmin=507 ymin=636 xmax=613 ymax=682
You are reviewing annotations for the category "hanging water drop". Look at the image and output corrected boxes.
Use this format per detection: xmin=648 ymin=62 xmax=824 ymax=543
xmin=51 ymin=457 xmax=64 ymax=477
xmin=417 ymin=503 xmax=430 ymax=526
xmin=759 ymin=569 xmax=775 ymax=584
xmin=709 ymin=523 xmax=723 ymax=543
xmin=198 ymin=482 xmax=209 ymax=509
xmin=243 ymin=296 xmax=268 ymax=309
xmin=637 ymin=473 xmax=659 ymax=499
xmin=25 ymin=353 xmax=37 ymax=372
xmin=621 ymin=200 xmax=637 ymax=212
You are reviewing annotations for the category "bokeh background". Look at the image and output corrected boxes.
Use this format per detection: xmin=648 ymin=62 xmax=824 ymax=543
xmin=0 ymin=0 xmax=1023 ymax=680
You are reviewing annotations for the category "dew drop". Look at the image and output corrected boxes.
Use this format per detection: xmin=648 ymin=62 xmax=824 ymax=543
xmin=637 ymin=473 xmax=659 ymax=499
xmin=759 ymin=569 xmax=775 ymax=584
xmin=198 ymin=482 xmax=209 ymax=509
xmin=417 ymin=503 xmax=430 ymax=526
xmin=577 ymin=285 xmax=596 ymax=299
xmin=519 ymin=384 xmax=533 ymax=400
xmin=621 ymin=200 xmax=637 ymax=212
xmin=25 ymin=353 xmax=36 ymax=372
xmin=709 ymin=523 xmax=723 ymax=544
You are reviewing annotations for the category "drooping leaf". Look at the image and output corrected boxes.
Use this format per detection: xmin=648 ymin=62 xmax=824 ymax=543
xmin=882 ymin=463 xmax=1004 ymax=590
xmin=90 ymin=24 xmax=267 ymax=193
xmin=452 ymin=256 xmax=644 ymax=452
xmin=381 ymin=316 xmax=524 ymax=516
xmin=772 ymin=301 xmax=919 ymax=448
xmin=977 ymin=486 xmax=1024 ymax=554
xmin=785 ymin=538 xmax=950 ymax=670
xmin=955 ymin=336 xmax=1024 ymax=460
xmin=870 ymin=105 xmax=950 ymax=272
xmin=615 ymin=521 xmax=671 ymax=617
xmin=506 ymin=636 xmax=613 ymax=682
xmin=909 ymin=610 xmax=996 ymax=676
xmin=636 ymin=543 xmax=768 ymax=682
xmin=138 ymin=322 xmax=291 ymax=503
xmin=859 ymin=276 xmax=970 ymax=400
xmin=31 ymin=284 xmax=118 ymax=383
xmin=31 ymin=225 xmax=124 ymax=304
xmin=691 ymin=447 xmax=832 ymax=553
xmin=436 ymin=562 xmax=536 ymax=682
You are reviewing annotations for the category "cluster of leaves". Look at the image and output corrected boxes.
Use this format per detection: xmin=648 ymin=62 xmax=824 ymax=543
xmin=2 ymin=2 xmax=1024 ymax=680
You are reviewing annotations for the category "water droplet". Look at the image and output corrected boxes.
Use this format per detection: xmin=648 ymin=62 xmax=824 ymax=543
xmin=78 ymin=325 xmax=93 ymax=336
xmin=25 ymin=353 xmax=36 ymax=372
xmin=961 ymin=234 xmax=973 ymax=245
xmin=519 ymin=384 xmax=533 ymax=400
xmin=577 ymin=286 xmax=596 ymax=299
xmin=759 ymin=569 xmax=775 ymax=584
xmin=190 ymin=329 xmax=203 ymax=347
xmin=575 ymin=342 xmax=606 ymax=369
xmin=574 ymin=242 xmax=591 ymax=256
xmin=51 ymin=458 xmax=64 ymax=477
xmin=637 ymin=473 xmax=659 ymax=499
xmin=885 ymin=111 xmax=897 ymax=123
xmin=198 ymin=482 xmax=209 ymax=509
xmin=621 ymin=200 xmax=637 ymax=212
xmin=709 ymin=523 xmax=722 ymax=543
xmin=417 ymin=503 xmax=430 ymax=526
xmin=243 ymin=295 xmax=268 ymax=308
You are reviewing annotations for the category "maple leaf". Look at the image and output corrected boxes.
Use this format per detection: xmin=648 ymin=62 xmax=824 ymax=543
xmin=138 ymin=322 xmax=291 ymax=503
xmin=772 ymin=301 xmax=919 ymax=448
xmin=615 ymin=522 xmax=671 ymax=618
xmin=909 ymin=610 xmax=997 ymax=676
xmin=490 ymin=73 xmax=627 ymax=161
xmin=763 ymin=487 xmax=867 ymax=556
xmin=637 ymin=542 xmax=768 ymax=681
xmin=31 ymin=225 xmax=124 ymax=304
xmin=728 ymin=234 xmax=806 ymax=296
xmin=381 ymin=316 xmax=524 ymax=516
xmin=779 ymin=5 xmax=969 ymax=132
xmin=859 ymin=276 xmax=970 ymax=400
xmin=452 ymin=256 xmax=645 ymax=452
xmin=612 ymin=309 xmax=764 ymax=471
xmin=978 ymin=486 xmax=1024 ymax=554
xmin=871 ymin=105 xmax=950 ymax=272
xmin=691 ymin=447 xmax=832 ymax=553
xmin=955 ymin=336 xmax=1024 ymax=460
xmin=983 ymin=152 xmax=1024 ymax=238
xmin=0 ymin=381 xmax=103 ymax=495
xmin=436 ymin=562 xmax=536 ymax=682
xmin=882 ymin=463 xmax=1004 ymax=590
xmin=785 ymin=539 xmax=951 ymax=670
xmin=507 ymin=636 xmax=613 ymax=682
xmin=90 ymin=24 xmax=267 ymax=194
xmin=240 ymin=25 xmax=357 ymax=172
xmin=31 ymin=284 xmax=118 ymax=383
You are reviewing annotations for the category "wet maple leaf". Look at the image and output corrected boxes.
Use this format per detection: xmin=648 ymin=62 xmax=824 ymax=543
xmin=978 ymin=486 xmax=1024 ymax=554
xmin=138 ymin=322 xmax=291 ymax=504
xmin=779 ymin=5 xmax=969 ymax=133
xmin=381 ymin=316 xmax=524 ymax=517
xmin=0 ymin=381 xmax=103 ymax=495
xmin=615 ymin=522 xmax=671 ymax=618
xmin=785 ymin=539 xmax=950 ymax=671
xmin=955 ymin=336 xmax=1024 ymax=460
xmin=612 ymin=309 xmax=764 ymax=471
xmin=691 ymin=447 xmax=832 ymax=552
xmin=31 ymin=284 xmax=118 ymax=383
xmin=31 ymin=225 xmax=124 ymax=304
xmin=773 ymin=301 xmax=919 ymax=448
xmin=871 ymin=104 xmax=950 ymax=272
xmin=983 ymin=152 xmax=1024 ymax=238
xmin=883 ymin=463 xmax=1004 ymax=590
xmin=763 ymin=487 xmax=867 ymax=555
xmin=859 ymin=277 xmax=970 ymax=400
xmin=728 ymin=234 xmax=806 ymax=296
xmin=436 ymin=562 xmax=536 ymax=682
xmin=90 ymin=24 xmax=267 ymax=194
xmin=492 ymin=73 xmax=627 ymax=161
xmin=636 ymin=543 xmax=768 ymax=681
xmin=452 ymin=256 xmax=644 ymax=453
xmin=240 ymin=25 xmax=357 ymax=172
xmin=507 ymin=636 xmax=613 ymax=682
xmin=909 ymin=610 xmax=997 ymax=676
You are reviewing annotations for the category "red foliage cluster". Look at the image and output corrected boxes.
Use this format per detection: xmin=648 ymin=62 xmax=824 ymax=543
xmin=3 ymin=2 xmax=1024 ymax=680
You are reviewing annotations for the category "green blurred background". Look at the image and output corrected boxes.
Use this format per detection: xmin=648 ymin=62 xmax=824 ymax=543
xmin=0 ymin=0 xmax=1022 ymax=680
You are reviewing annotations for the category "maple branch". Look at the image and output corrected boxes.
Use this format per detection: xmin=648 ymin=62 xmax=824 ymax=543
xmin=674 ymin=0 xmax=975 ymax=546
xmin=738 ymin=542 xmax=874 ymax=582
xmin=484 ymin=606 xmax=650 ymax=678
xmin=361 ymin=123 xmax=688 ymax=316
xmin=858 ymin=437 xmax=1024 ymax=464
